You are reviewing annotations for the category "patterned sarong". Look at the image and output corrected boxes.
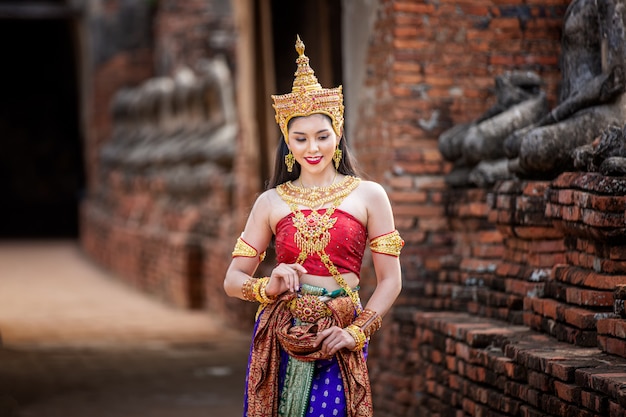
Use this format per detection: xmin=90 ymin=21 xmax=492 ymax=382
xmin=243 ymin=292 xmax=372 ymax=417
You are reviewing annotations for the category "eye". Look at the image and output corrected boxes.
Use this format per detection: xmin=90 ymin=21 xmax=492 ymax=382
xmin=318 ymin=135 xmax=329 ymax=140
xmin=293 ymin=137 xmax=306 ymax=142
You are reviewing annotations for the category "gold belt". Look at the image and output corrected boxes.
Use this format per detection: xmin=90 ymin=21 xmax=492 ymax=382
xmin=288 ymin=294 xmax=332 ymax=323
xmin=287 ymin=284 xmax=358 ymax=323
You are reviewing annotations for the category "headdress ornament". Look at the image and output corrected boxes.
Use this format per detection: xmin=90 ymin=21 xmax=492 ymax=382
xmin=272 ymin=35 xmax=344 ymax=143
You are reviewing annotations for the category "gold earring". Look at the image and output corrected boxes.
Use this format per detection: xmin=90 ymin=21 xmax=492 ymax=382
xmin=285 ymin=151 xmax=295 ymax=172
xmin=333 ymin=147 xmax=342 ymax=169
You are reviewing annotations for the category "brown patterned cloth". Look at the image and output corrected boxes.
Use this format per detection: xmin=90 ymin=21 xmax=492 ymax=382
xmin=246 ymin=293 xmax=373 ymax=417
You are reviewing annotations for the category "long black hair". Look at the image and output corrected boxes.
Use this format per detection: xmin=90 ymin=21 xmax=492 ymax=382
xmin=266 ymin=116 xmax=360 ymax=190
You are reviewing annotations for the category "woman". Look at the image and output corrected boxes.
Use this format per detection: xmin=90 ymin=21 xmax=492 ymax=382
xmin=224 ymin=36 xmax=403 ymax=417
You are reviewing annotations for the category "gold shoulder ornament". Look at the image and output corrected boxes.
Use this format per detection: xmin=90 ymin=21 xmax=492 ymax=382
xmin=369 ymin=230 xmax=405 ymax=257
xmin=232 ymin=237 xmax=266 ymax=262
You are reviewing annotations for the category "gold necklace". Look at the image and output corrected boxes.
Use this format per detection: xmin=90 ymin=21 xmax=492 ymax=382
xmin=297 ymin=171 xmax=337 ymax=208
xmin=277 ymin=175 xmax=360 ymax=210
xmin=299 ymin=170 xmax=338 ymax=189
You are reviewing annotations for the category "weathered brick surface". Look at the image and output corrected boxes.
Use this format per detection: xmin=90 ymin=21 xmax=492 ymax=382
xmin=544 ymin=172 xmax=626 ymax=351
xmin=547 ymin=173 xmax=626 ymax=243
xmin=400 ymin=312 xmax=626 ymax=417
xmin=81 ymin=169 xmax=234 ymax=312
xmin=366 ymin=0 xmax=571 ymax=415
xmin=488 ymin=180 xmax=567 ymax=328
xmin=363 ymin=1 xmax=626 ymax=416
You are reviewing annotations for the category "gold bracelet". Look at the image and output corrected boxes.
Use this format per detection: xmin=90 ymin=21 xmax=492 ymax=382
xmin=256 ymin=277 xmax=276 ymax=304
xmin=251 ymin=279 xmax=263 ymax=301
xmin=345 ymin=324 xmax=366 ymax=351
xmin=241 ymin=277 xmax=258 ymax=302
xmin=352 ymin=309 xmax=382 ymax=338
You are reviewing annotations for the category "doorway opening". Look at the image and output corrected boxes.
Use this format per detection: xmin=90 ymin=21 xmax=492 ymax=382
xmin=0 ymin=2 xmax=84 ymax=238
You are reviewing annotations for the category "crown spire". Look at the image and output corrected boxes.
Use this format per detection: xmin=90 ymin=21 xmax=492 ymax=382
xmin=292 ymin=35 xmax=322 ymax=92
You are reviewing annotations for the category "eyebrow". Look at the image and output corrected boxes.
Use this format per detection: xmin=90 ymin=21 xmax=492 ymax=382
xmin=291 ymin=129 xmax=330 ymax=135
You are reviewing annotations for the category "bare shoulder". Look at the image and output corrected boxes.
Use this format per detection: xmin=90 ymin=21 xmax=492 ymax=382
xmin=357 ymin=179 xmax=391 ymax=202
xmin=252 ymin=188 xmax=283 ymax=214
xmin=253 ymin=187 xmax=291 ymax=228
xmin=353 ymin=179 xmax=396 ymax=234
xmin=251 ymin=189 xmax=272 ymax=211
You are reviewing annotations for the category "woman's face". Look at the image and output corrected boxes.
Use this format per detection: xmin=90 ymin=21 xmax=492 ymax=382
xmin=287 ymin=114 xmax=339 ymax=175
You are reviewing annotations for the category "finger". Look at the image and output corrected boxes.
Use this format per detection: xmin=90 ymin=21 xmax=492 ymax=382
xmin=291 ymin=272 xmax=299 ymax=291
xmin=312 ymin=333 xmax=326 ymax=348
xmin=322 ymin=333 xmax=338 ymax=353
xmin=316 ymin=328 xmax=330 ymax=339
xmin=292 ymin=263 xmax=308 ymax=275
xmin=326 ymin=340 xmax=341 ymax=355
xmin=289 ymin=271 xmax=299 ymax=292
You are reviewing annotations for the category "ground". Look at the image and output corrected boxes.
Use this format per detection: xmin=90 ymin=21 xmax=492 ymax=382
xmin=0 ymin=241 xmax=251 ymax=417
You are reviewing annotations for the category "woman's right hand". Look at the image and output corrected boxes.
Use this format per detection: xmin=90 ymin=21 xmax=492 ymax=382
xmin=266 ymin=263 xmax=308 ymax=296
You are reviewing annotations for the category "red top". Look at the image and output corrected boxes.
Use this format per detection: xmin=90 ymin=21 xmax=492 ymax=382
xmin=275 ymin=209 xmax=367 ymax=277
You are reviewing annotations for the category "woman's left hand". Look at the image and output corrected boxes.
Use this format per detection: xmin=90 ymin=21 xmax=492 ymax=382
xmin=315 ymin=326 xmax=356 ymax=356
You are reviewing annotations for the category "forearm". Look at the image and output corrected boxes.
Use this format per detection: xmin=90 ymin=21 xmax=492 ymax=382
xmin=341 ymin=274 xmax=401 ymax=352
xmin=542 ymin=69 xmax=623 ymax=126
xmin=362 ymin=275 xmax=402 ymax=317
xmin=223 ymin=267 xmax=255 ymax=300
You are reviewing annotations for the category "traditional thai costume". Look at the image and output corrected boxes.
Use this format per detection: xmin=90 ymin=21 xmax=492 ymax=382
xmin=231 ymin=36 xmax=404 ymax=417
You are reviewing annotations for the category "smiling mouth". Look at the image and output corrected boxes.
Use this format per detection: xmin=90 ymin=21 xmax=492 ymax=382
xmin=304 ymin=157 xmax=322 ymax=164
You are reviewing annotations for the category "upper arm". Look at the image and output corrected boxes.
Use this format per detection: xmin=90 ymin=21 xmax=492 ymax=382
xmin=228 ymin=191 xmax=275 ymax=276
xmin=364 ymin=181 xmax=396 ymax=239
xmin=362 ymin=181 xmax=403 ymax=301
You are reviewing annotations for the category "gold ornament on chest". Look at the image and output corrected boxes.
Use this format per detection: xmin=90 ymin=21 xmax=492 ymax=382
xmin=292 ymin=207 xmax=338 ymax=255
xmin=277 ymin=175 xmax=361 ymax=257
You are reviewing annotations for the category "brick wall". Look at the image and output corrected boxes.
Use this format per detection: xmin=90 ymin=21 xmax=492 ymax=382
xmin=547 ymin=173 xmax=626 ymax=353
xmin=359 ymin=1 xmax=626 ymax=416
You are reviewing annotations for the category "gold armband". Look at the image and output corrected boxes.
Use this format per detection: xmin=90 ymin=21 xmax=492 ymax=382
xmin=232 ymin=237 xmax=266 ymax=262
xmin=369 ymin=230 xmax=404 ymax=257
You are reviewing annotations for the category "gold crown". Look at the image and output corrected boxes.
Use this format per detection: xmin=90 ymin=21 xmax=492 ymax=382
xmin=272 ymin=35 xmax=344 ymax=143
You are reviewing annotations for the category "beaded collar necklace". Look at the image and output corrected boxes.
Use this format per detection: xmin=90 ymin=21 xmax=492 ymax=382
xmin=278 ymin=175 xmax=359 ymax=210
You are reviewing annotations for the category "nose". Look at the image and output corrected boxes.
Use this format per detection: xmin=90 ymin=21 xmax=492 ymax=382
xmin=307 ymin=140 xmax=319 ymax=153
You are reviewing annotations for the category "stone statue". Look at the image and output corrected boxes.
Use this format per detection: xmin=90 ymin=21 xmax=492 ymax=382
xmin=100 ymin=56 xmax=237 ymax=194
xmin=438 ymin=71 xmax=548 ymax=187
xmin=572 ymin=123 xmax=626 ymax=176
xmin=504 ymin=0 xmax=626 ymax=178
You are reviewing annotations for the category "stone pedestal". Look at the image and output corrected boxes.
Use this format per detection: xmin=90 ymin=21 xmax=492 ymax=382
xmin=434 ymin=188 xmax=504 ymax=313
xmin=490 ymin=180 xmax=566 ymax=325
xmin=546 ymin=172 xmax=626 ymax=349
